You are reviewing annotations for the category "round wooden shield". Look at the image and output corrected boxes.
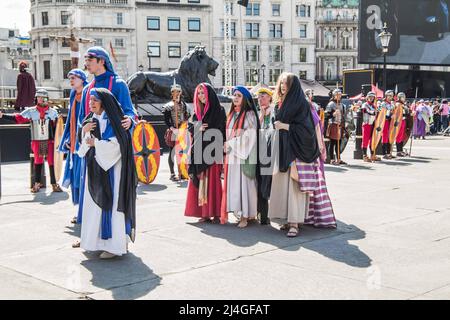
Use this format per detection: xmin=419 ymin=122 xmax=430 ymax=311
xmin=132 ymin=121 xmax=161 ymax=185
xmin=371 ymin=108 xmax=387 ymax=152
xmin=53 ymin=116 xmax=65 ymax=182
xmin=174 ymin=121 xmax=191 ymax=180
xmin=389 ymin=104 xmax=404 ymax=144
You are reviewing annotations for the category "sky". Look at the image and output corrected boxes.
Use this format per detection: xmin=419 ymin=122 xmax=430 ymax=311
xmin=0 ymin=0 xmax=31 ymax=36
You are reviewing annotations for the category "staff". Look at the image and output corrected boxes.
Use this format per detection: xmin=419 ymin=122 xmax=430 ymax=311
xmin=409 ymin=87 xmax=418 ymax=156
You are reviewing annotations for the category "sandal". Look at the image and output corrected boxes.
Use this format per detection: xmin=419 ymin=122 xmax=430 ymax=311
xmin=52 ymin=184 xmax=63 ymax=192
xmin=70 ymin=216 xmax=78 ymax=224
xmin=198 ymin=218 xmax=211 ymax=223
xmin=72 ymin=240 xmax=81 ymax=248
xmin=287 ymin=226 xmax=299 ymax=238
xmin=280 ymin=223 xmax=290 ymax=231
xmin=211 ymin=217 xmax=221 ymax=224
xmin=31 ymin=183 xmax=41 ymax=193
xmin=237 ymin=219 xmax=248 ymax=228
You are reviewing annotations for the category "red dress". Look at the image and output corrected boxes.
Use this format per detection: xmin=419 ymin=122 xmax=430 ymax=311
xmin=184 ymin=163 xmax=223 ymax=218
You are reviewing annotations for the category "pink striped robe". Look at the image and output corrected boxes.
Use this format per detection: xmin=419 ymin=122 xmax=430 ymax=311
xmin=294 ymin=159 xmax=337 ymax=228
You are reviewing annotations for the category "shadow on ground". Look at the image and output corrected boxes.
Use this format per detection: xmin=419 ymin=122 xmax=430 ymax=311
xmin=137 ymin=184 xmax=168 ymax=195
xmin=189 ymin=220 xmax=371 ymax=269
xmin=81 ymin=252 xmax=161 ymax=300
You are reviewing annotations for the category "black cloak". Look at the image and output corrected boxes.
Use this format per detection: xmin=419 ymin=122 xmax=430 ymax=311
xmin=188 ymin=83 xmax=227 ymax=187
xmin=274 ymin=76 xmax=320 ymax=172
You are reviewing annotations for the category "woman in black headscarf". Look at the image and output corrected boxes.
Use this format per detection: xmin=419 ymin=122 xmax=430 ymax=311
xmin=184 ymin=83 xmax=227 ymax=222
xmin=78 ymin=87 xmax=137 ymax=259
xmin=268 ymin=73 xmax=320 ymax=238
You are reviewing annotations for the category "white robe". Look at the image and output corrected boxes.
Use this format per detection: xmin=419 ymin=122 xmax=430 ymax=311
xmin=78 ymin=112 xmax=128 ymax=256
xmin=226 ymin=111 xmax=258 ymax=219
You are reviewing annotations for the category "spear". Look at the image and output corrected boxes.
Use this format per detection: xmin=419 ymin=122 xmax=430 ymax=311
xmin=409 ymin=88 xmax=418 ymax=156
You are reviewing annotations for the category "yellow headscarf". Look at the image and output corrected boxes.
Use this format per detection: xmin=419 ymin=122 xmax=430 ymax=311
xmin=256 ymin=88 xmax=273 ymax=97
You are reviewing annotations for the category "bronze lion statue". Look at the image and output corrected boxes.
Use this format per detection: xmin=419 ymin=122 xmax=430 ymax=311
xmin=127 ymin=46 xmax=225 ymax=103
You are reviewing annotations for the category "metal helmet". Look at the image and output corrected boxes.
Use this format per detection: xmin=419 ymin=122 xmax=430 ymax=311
xmin=385 ymin=90 xmax=394 ymax=97
xmin=332 ymin=88 xmax=342 ymax=96
xmin=35 ymin=89 xmax=49 ymax=98
xmin=170 ymin=78 xmax=182 ymax=92
xmin=366 ymin=91 xmax=376 ymax=98
xmin=397 ymin=92 xmax=406 ymax=100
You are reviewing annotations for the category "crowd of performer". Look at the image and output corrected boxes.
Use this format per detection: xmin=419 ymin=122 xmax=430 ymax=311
xmin=2 ymin=46 xmax=447 ymax=260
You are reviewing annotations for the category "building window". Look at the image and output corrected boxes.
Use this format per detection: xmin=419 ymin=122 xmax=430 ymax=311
xmin=222 ymin=68 xmax=237 ymax=86
xmin=31 ymin=14 xmax=35 ymax=28
xmin=62 ymin=38 xmax=70 ymax=47
xmin=188 ymin=18 xmax=201 ymax=32
xmin=225 ymin=2 xmax=234 ymax=15
xmin=43 ymin=60 xmax=51 ymax=79
xmin=188 ymin=0 xmax=200 ymax=3
xmin=168 ymin=42 xmax=181 ymax=58
xmin=272 ymin=3 xmax=281 ymax=16
xmin=63 ymin=60 xmax=72 ymax=79
xmin=147 ymin=17 xmax=160 ymax=30
xmin=188 ymin=42 xmax=201 ymax=51
xmin=115 ymin=38 xmax=124 ymax=48
xmin=168 ymin=18 xmax=181 ymax=31
xmin=245 ymin=45 xmax=259 ymax=62
xmin=246 ymin=23 xmax=260 ymax=38
xmin=326 ymin=10 xmax=333 ymax=21
xmin=324 ymin=30 xmax=335 ymax=49
xmin=94 ymin=38 xmax=103 ymax=47
xmin=296 ymin=5 xmax=311 ymax=17
xmin=342 ymin=30 xmax=351 ymax=49
xmin=147 ymin=41 xmax=160 ymax=57
xmin=299 ymin=24 xmax=307 ymax=38
xmin=117 ymin=13 xmax=123 ymax=25
xmin=245 ymin=68 xmax=259 ymax=86
xmin=269 ymin=69 xmax=282 ymax=86
xmin=61 ymin=11 xmax=70 ymax=25
xmin=231 ymin=44 xmax=237 ymax=62
xmin=325 ymin=61 xmax=335 ymax=80
xmin=246 ymin=3 xmax=260 ymax=16
xmin=299 ymin=70 xmax=307 ymax=80
xmin=222 ymin=44 xmax=237 ymax=62
xmin=342 ymin=61 xmax=351 ymax=71
xmin=269 ymin=45 xmax=283 ymax=63
xmin=42 ymin=38 xmax=50 ymax=48
xmin=221 ymin=21 xmax=236 ymax=37
xmin=269 ymin=23 xmax=283 ymax=38
xmin=42 ymin=12 xmax=49 ymax=26
xmin=299 ymin=47 xmax=307 ymax=62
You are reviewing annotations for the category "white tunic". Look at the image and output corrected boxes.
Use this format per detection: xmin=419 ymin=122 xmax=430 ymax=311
xmin=78 ymin=112 xmax=128 ymax=256
xmin=225 ymin=111 xmax=258 ymax=219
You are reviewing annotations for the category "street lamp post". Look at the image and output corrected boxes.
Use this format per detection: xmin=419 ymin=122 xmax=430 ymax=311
xmin=261 ymin=64 xmax=266 ymax=85
xmin=378 ymin=22 xmax=392 ymax=93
